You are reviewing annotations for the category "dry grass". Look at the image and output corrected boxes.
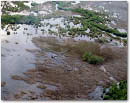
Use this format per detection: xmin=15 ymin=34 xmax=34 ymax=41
xmin=10 ymin=37 xmax=127 ymax=100
xmin=32 ymin=37 xmax=126 ymax=62
xmin=13 ymin=65 xmax=109 ymax=100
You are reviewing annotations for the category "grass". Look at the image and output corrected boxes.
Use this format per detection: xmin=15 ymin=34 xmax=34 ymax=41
xmin=30 ymin=37 xmax=127 ymax=100
xmin=82 ymin=52 xmax=104 ymax=64
xmin=1 ymin=14 xmax=41 ymax=27
xmin=96 ymin=37 xmax=109 ymax=43
xmin=70 ymin=41 xmax=101 ymax=56
xmin=103 ymin=80 xmax=127 ymax=100
xmin=92 ymin=23 xmax=127 ymax=37
xmin=58 ymin=27 xmax=67 ymax=34
xmin=52 ymin=1 xmax=72 ymax=10
xmin=70 ymin=8 xmax=127 ymax=38
xmin=123 ymin=39 xmax=127 ymax=46
xmin=2 ymin=1 xmax=30 ymax=13
xmin=31 ymin=2 xmax=38 ymax=6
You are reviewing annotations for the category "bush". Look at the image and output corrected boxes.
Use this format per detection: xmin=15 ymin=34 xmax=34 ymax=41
xmin=1 ymin=14 xmax=41 ymax=26
xmin=31 ymin=2 xmax=38 ymax=6
xmin=103 ymin=80 xmax=127 ymax=100
xmin=2 ymin=1 xmax=30 ymax=13
xmin=92 ymin=23 xmax=127 ymax=38
xmin=71 ymin=8 xmax=127 ymax=38
xmin=82 ymin=52 xmax=104 ymax=64
xmin=123 ymin=39 xmax=127 ymax=46
xmin=82 ymin=52 xmax=92 ymax=61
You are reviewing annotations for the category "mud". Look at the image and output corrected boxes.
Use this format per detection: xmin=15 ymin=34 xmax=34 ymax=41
xmin=10 ymin=37 xmax=127 ymax=100
xmin=1 ymin=1 xmax=128 ymax=100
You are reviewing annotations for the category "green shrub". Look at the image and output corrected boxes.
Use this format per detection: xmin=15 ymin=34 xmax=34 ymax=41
xmin=31 ymin=2 xmax=38 ymax=6
xmin=1 ymin=14 xmax=41 ymax=26
xmin=2 ymin=1 xmax=30 ymax=13
xmin=82 ymin=52 xmax=92 ymax=61
xmin=82 ymin=52 xmax=104 ymax=64
xmin=123 ymin=39 xmax=127 ymax=46
xmin=103 ymin=80 xmax=127 ymax=100
xmin=71 ymin=8 xmax=127 ymax=38
xmin=91 ymin=23 xmax=127 ymax=38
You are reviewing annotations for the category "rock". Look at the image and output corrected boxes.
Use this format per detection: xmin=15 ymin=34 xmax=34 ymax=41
xmin=37 ymin=84 xmax=47 ymax=89
xmin=15 ymin=42 xmax=19 ymax=44
xmin=44 ymin=89 xmax=55 ymax=97
xmin=73 ymin=67 xmax=79 ymax=71
xmin=99 ymin=66 xmax=106 ymax=72
xmin=29 ymin=95 xmax=38 ymax=100
xmin=1 ymin=81 xmax=6 ymax=87
xmin=88 ymin=86 xmax=104 ymax=100
xmin=11 ymin=75 xmax=23 ymax=80
xmin=109 ymin=77 xmax=117 ymax=82
xmin=98 ymin=81 xmax=104 ymax=85
xmin=7 ymin=31 xmax=10 ymax=35
xmin=20 ymin=91 xmax=27 ymax=95
xmin=5 ymin=40 xmax=9 ymax=43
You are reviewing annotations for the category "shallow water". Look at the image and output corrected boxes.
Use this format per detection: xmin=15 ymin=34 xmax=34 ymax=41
xmin=1 ymin=23 xmax=90 ymax=99
xmin=1 ymin=24 xmax=42 ymax=99
xmin=1 ymin=1 xmax=128 ymax=100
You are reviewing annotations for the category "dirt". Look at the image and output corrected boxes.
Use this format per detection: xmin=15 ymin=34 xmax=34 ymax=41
xmin=10 ymin=37 xmax=127 ymax=100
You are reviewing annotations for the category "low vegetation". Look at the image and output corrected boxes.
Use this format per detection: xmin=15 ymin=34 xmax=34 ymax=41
xmin=2 ymin=1 xmax=30 ymax=13
xmin=69 ymin=8 xmax=127 ymax=38
xmin=1 ymin=14 xmax=41 ymax=27
xmin=82 ymin=52 xmax=104 ymax=64
xmin=31 ymin=2 xmax=38 ymax=6
xmin=52 ymin=1 xmax=72 ymax=10
xmin=96 ymin=37 xmax=109 ymax=43
xmin=123 ymin=39 xmax=127 ymax=46
xmin=103 ymin=80 xmax=127 ymax=100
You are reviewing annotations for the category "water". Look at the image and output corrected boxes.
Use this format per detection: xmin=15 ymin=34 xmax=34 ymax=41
xmin=1 ymin=1 xmax=127 ymax=99
xmin=1 ymin=24 xmax=42 ymax=99
xmin=1 ymin=22 xmax=89 ymax=99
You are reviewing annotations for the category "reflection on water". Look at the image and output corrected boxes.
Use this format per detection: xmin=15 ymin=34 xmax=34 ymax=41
xmin=1 ymin=21 xmax=90 ymax=99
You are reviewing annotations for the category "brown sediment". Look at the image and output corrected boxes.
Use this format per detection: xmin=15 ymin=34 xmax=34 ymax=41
xmin=11 ymin=75 xmax=36 ymax=84
xmin=10 ymin=37 xmax=127 ymax=100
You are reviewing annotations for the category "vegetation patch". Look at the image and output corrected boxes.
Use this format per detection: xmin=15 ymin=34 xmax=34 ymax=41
xmin=123 ymin=39 xmax=127 ymax=46
xmin=2 ymin=1 xmax=30 ymax=13
xmin=69 ymin=8 xmax=127 ymax=38
xmin=52 ymin=1 xmax=72 ymax=10
xmin=1 ymin=14 xmax=41 ymax=27
xmin=31 ymin=2 xmax=38 ymax=7
xmin=96 ymin=37 xmax=109 ymax=44
xmin=103 ymin=80 xmax=127 ymax=100
xmin=82 ymin=52 xmax=104 ymax=64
